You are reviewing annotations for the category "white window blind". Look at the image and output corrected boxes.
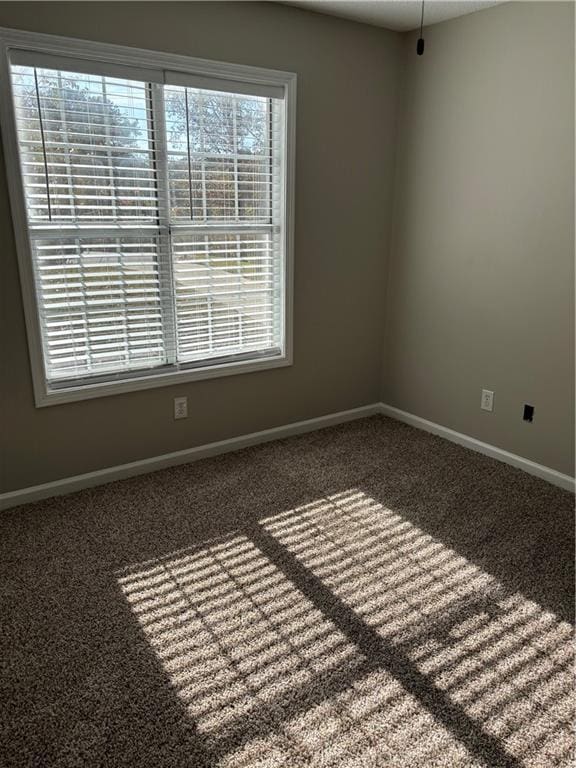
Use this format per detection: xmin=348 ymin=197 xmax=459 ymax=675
xmin=8 ymin=54 xmax=286 ymax=392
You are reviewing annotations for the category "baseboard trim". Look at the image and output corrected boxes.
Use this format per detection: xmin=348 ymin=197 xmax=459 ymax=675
xmin=379 ymin=403 xmax=575 ymax=493
xmin=0 ymin=403 xmax=381 ymax=511
xmin=2 ymin=400 xmax=572 ymax=510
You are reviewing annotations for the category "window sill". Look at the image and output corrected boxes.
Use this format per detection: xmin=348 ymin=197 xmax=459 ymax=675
xmin=35 ymin=353 xmax=292 ymax=407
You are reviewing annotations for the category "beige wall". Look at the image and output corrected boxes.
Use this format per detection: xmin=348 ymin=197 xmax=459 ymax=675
xmin=0 ymin=2 xmax=401 ymax=492
xmin=1 ymin=1 xmax=574 ymax=493
xmin=383 ymin=1 xmax=575 ymax=476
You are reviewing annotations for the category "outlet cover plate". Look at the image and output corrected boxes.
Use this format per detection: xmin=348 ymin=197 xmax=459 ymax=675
xmin=174 ymin=396 xmax=188 ymax=420
xmin=481 ymin=389 xmax=494 ymax=412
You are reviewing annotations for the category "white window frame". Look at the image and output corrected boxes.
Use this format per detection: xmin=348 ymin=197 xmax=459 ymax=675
xmin=0 ymin=27 xmax=296 ymax=407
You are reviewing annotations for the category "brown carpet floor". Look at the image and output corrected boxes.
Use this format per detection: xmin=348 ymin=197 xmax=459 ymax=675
xmin=1 ymin=415 xmax=574 ymax=767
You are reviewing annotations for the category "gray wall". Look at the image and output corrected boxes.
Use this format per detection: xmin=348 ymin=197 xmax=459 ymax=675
xmin=383 ymin=1 xmax=575 ymax=476
xmin=0 ymin=2 xmax=401 ymax=492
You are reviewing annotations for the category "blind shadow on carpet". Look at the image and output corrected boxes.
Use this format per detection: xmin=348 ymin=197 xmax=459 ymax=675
xmin=117 ymin=488 xmax=573 ymax=768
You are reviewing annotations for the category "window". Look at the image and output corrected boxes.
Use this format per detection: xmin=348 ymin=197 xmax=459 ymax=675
xmin=0 ymin=30 xmax=295 ymax=405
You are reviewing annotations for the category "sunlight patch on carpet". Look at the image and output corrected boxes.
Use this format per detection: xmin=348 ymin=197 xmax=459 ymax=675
xmin=117 ymin=490 xmax=574 ymax=768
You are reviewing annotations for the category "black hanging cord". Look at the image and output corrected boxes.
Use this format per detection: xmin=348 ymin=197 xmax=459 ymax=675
xmin=34 ymin=68 xmax=52 ymax=221
xmin=417 ymin=0 xmax=425 ymax=56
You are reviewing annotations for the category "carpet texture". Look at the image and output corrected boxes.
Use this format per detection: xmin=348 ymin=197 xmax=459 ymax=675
xmin=1 ymin=415 xmax=574 ymax=767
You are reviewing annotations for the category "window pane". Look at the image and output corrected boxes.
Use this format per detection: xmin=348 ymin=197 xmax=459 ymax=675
xmin=164 ymin=87 xmax=274 ymax=224
xmin=172 ymin=232 xmax=280 ymax=362
xmin=33 ymin=236 xmax=168 ymax=380
xmin=11 ymin=66 xmax=158 ymax=224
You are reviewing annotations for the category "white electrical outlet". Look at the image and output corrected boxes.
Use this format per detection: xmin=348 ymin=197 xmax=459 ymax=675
xmin=481 ymin=389 xmax=494 ymax=412
xmin=174 ymin=396 xmax=188 ymax=420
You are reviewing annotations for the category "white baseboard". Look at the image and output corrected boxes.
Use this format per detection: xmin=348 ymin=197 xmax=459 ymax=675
xmin=0 ymin=403 xmax=381 ymax=511
xmin=2 ymin=400 xmax=572 ymax=511
xmin=379 ymin=403 xmax=575 ymax=493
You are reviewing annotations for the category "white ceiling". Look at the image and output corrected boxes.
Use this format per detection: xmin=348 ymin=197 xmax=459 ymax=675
xmin=281 ymin=1 xmax=507 ymax=32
